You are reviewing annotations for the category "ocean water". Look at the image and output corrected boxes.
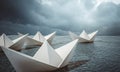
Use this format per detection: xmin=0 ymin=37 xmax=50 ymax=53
xmin=0 ymin=36 xmax=120 ymax=72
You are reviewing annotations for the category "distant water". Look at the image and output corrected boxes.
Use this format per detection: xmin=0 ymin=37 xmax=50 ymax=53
xmin=0 ymin=36 xmax=120 ymax=72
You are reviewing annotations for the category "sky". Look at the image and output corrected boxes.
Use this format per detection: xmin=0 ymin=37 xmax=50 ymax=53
xmin=0 ymin=0 xmax=120 ymax=35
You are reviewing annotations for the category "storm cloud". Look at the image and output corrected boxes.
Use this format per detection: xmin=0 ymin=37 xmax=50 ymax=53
xmin=0 ymin=0 xmax=120 ymax=35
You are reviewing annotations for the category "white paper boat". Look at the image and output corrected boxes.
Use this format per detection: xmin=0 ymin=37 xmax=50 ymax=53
xmin=0 ymin=33 xmax=45 ymax=50
xmin=0 ymin=34 xmax=28 ymax=50
xmin=1 ymin=39 xmax=78 ymax=72
xmin=0 ymin=32 xmax=56 ymax=50
xmin=33 ymin=31 xmax=56 ymax=44
xmin=16 ymin=31 xmax=56 ymax=48
xmin=69 ymin=30 xmax=98 ymax=42
xmin=18 ymin=31 xmax=56 ymax=44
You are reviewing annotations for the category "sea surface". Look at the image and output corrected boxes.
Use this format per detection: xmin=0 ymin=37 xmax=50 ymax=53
xmin=0 ymin=35 xmax=120 ymax=72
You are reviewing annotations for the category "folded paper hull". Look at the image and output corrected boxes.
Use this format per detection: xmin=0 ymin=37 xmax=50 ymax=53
xmin=25 ymin=37 xmax=43 ymax=46
xmin=69 ymin=31 xmax=79 ymax=40
xmin=1 ymin=46 xmax=58 ymax=72
xmin=79 ymin=38 xmax=93 ymax=43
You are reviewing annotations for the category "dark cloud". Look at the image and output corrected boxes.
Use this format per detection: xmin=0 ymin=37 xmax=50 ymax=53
xmin=0 ymin=0 xmax=120 ymax=35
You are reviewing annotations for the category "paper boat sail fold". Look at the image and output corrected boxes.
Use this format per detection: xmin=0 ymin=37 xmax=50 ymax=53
xmin=88 ymin=31 xmax=98 ymax=42
xmin=45 ymin=31 xmax=56 ymax=44
xmin=23 ymin=36 xmax=43 ymax=46
xmin=10 ymin=34 xmax=28 ymax=50
xmin=17 ymin=32 xmax=24 ymax=37
xmin=69 ymin=31 xmax=79 ymax=40
xmin=33 ymin=31 xmax=46 ymax=43
xmin=0 ymin=34 xmax=13 ymax=47
xmin=12 ymin=34 xmax=28 ymax=43
xmin=56 ymin=39 xmax=78 ymax=67
xmin=33 ymin=40 xmax=62 ymax=67
xmin=80 ymin=30 xmax=90 ymax=40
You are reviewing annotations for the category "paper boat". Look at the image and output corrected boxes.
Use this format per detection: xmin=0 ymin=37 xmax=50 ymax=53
xmin=19 ymin=31 xmax=56 ymax=46
xmin=0 ymin=33 xmax=46 ymax=50
xmin=0 ymin=33 xmax=41 ymax=51
xmin=1 ymin=39 xmax=78 ymax=72
xmin=0 ymin=34 xmax=28 ymax=50
xmin=18 ymin=31 xmax=56 ymax=44
xmin=31 ymin=31 xmax=56 ymax=44
xmin=69 ymin=30 xmax=98 ymax=42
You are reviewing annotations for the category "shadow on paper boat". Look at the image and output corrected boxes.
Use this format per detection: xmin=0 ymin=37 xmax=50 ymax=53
xmin=79 ymin=41 xmax=94 ymax=44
